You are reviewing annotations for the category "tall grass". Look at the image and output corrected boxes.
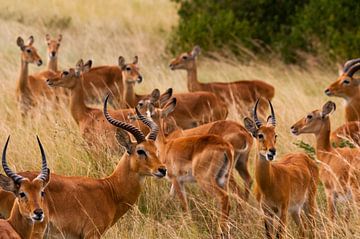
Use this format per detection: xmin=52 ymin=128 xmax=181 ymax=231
xmin=0 ymin=0 xmax=357 ymax=238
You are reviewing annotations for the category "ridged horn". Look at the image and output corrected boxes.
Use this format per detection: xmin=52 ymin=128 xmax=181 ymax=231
xmin=2 ymin=136 xmax=24 ymax=184
xmin=347 ymin=63 xmax=360 ymax=77
xmin=135 ymin=107 xmax=159 ymax=141
xmin=343 ymin=58 xmax=360 ymax=73
xmin=253 ymin=99 xmax=262 ymax=128
xmin=268 ymin=100 xmax=276 ymax=126
xmin=35 ymin=136 xmax=49 ymax=182
xmin=103 ymin=94 xmax=145 ymax=143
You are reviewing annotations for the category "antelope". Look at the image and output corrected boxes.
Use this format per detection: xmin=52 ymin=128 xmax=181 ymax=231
xmin=291 ymin=101 xmax=360 ymax=221
xmin=136 ymin=91 xmax=253 ymax=200
xmin=0 ymin=107 xmax=166 ymax=238
xmin=0 ymin=136 xmax=50 ymax=239
xmin=244 ymin=100 xmax=319 ymax=239
xmin=46 ymin=59 xmax=149 ymax=150
xmin=45 ymin=34 xmax=62 ymax=72
xmin=80 ymin=56 xmax=138 ymax=107
xmin=169 ymin=46 xmax=275 ymax=117
xmin=132 ymin=86 xmax=228 ymax=131
xmin=135 ymin=99 xmax=235 ymax=238
xmin=16 ymin=36 xmax=65 ymax=117
xmin=325 ymin=58 xmax=360 ymax=146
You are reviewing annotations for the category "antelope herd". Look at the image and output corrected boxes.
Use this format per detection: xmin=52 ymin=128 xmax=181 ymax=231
xmin=0 ymin=34 xmax=360 ymax=239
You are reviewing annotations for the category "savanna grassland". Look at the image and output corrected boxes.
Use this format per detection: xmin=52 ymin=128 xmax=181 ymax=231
xmin=0 ymin=0 xmax=358 ymax=238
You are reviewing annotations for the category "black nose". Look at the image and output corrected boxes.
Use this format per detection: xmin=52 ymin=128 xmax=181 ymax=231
xmin=46 ymin=79 xmax=50 ymax=82
xmin=269 ymin=148 xmax=276 ymax=155
xmin=33 ymin=209 xmax=43 ymax=217
xmin=324 ymin=89 xmax=331 ymax=95
xmin=51 ymin=51 xmax=56 ymax=57
xmin=158 ymin=168 xmax=167 ymax=176
xmin=291 ymin=126 xmax=295 ymax=130
xmin=137 ymin=75 xmax=143 ymax=83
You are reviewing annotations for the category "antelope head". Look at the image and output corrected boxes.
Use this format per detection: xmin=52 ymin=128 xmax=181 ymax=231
xmin=118 ymin=56 xmax=143 ymax=84
xmin=46 ymin=59 xmax=92 ymax=88
xmin=0 ymin=136 xmax=50 ymax=223
xmin=325 ymin=58 xmax=360 ymax=98
xmin=103 ymin=95 xmax=166 ymax=178
xmin=244 ymin=99 xmax=277 ymax=161
xmin=45 ymin=34 xmax=62 ymax=59
xmin=291 ymin=101 xmax=336 ymax=135
xmin=17 ymin=36 xmax=43 ymax=66
xmin=169 ymin=46 xmax=200 ymax=70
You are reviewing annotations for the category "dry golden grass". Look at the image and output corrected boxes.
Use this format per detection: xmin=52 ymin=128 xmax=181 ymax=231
xmin=0 ymin=0 xmax=359 ymax=238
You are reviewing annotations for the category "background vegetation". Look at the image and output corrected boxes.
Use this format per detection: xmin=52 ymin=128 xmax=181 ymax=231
xmin=170 ymin=0 xmax=360 ymax=63
xmin=0 ymin=0 xmax=358 ymax=238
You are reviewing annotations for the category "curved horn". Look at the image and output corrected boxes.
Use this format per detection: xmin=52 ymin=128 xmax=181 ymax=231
xmin=347 ymin=63 xmax=360 ymax=77
xmin=135 ymin=107 xmax=159 ymax=141
xmin=103 ymin=95 xmax=145 ymax=143
xmin=35 ymin=136 xmax=49 ymax=182
xmin=2 ymin=136 xmax=24 ymax=184
xmin=268 ymin=100 xmax=276 ymax=126
xmin=253 ymin=99 xmax=262 ymax=128
xmin=343 ymin=58 xmax=360 ymax=73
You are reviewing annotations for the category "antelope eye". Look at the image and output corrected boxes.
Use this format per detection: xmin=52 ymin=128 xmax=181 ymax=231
xmin=41 ymin=191 xmax=45 ymax=197
xmin=306 ymin=114 xmax=313 ymax=120
xmin=182 ymin=55 xmax=188 ymax=60
xmin=19 ymin=192 xmax=26 ymax=198
xmin=126 ymin=66 xmax=131 ymax=71
xmin=343 ymin=79 xmax=350 ymax=85
xmin=26 ymin=49 xmax=31 ymax=53
xmin=137 ymin=149 xmax=147 ymax=157
xmin=258 ymin=134 xmax=264 ymax=140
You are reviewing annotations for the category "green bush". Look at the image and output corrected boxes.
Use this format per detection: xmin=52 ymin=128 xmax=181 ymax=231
xmin=170 ymin=0 xmax=360 ymax=63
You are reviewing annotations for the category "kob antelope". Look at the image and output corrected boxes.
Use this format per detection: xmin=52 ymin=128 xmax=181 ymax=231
xmin=45 ymin=34 xmax=62 ymax=72
xmin=325 ymin=58 xmax=360 ymax=146
xmin=244 ymin=100 xmax=318 ymax=239
xmin=137 ymin=92 xmax=253 ymax=200
xmin=135 ymin=99 xmax=235 ymax=238
xmin=169 ymin=46 xmax=275 ymax=117
xmin=46 ymin=59 xmax=149 ymax=150
xmin=0 ymin=105 xmax=166 ymax=238
xmin=291 ymin=101 xmax=360 ymax=221
xmin=0 ymin=136 xmax=50 ymax=239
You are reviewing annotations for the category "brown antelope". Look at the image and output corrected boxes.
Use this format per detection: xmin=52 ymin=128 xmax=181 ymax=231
xmin=244 ymin=100 xmax=318 ymax=239
xmin=0 ymin=136 xmax=50 ymax=239
xmin=133 ymin=87 xmax=228 ymax=131
xmin=325 ymin=58 xmax=360 ymax=146
xmin=0 ymin=108 xmax=166 ymax=238
xmin=135 ymin=99 xmax=235 ymax=238
xmin=46 ymin=59 xmax=149 ymax=150
xmin=291 ymin=101 xmax=360 ymax=221
xmin=45 ymin=34 xmax=62 ymax=72
xmin=136 ymin=91 xmax=253 ymax=200
xmin=81 ymin=56 xmax=140 ymax=107
xmin=16 ymin=36 xmax=65 ymax=117
xmin=169 ymin=46 xmax=275 ymax=117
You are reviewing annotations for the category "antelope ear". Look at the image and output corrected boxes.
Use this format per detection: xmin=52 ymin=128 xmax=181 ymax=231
xmin=159 ymin=88 xmax=173 ymax=107
xmin=45 ymin=34 xmax=51 ymax=43
xmin=0 ymin=174 xmax=19 ymax=195
xmin=27 ymin=36 xmax=34 ymax=46
xmin=17 ymin=37 xmax=25 ymax=50
xmin=321 ymin=101 xmax=336 ymax=118
xmin=115 ymin=129 xmax=134 ymax=154
xmin=337 ymin=63 xmax=344 ymax=76
xmin=149 ymin=89 xmax=160 ymax=104
xmin=75 ymin=59 xmax=84 ymax=76
xmin=133 ymin=56 xmax=138 ymax=65
xmin=191 ymin=45 xmax=201 ymax=58
xmin=83 ymin=60 xmax=92 ymax=73
xmin=57 ymin=34 xmax=63 ymax=42
xmin=160 ymin=98 xmax=176 ymax=118
xmin=118 ymin=56 xmax=126 ymax=69
xmin=244 ymin=117 xmax=257 ymax=137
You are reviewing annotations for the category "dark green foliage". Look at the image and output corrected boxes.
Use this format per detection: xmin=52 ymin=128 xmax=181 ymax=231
xmin=170 ymin=0 xmax=360 ymax=63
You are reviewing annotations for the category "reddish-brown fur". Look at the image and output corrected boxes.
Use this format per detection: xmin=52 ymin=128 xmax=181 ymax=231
xmin=291 ymin=101 xmax=360 ymax=221
xmin=169 ymin=46 xmax=275 ymax=117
